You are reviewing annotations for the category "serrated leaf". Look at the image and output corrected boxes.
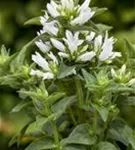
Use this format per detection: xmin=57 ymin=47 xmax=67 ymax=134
xmin=97 ymin=142 xmax=118 ymax=150
xmin=24 ymin=17 xmax=40 ymax=26
xmin=25 ymin=137 xmax=57 ymax=150
xmin=61 ymin=123 xmax=97 ymax=146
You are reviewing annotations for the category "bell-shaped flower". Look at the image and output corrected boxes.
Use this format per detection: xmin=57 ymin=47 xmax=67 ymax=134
xmin=51 ymin=30 xmax=95 ymax=62
xmin=71 ymin=0 xmax=95 ymax=25
xmin=46 ymin=0 xmax=95 ymax=26
xmin=99 ymin=32 xmax=121 ymax=61
xmin=38 ymin=20 xmax=59 ymax=36
xmin=30 ymin=52 xmax=59 ymax=80
xmin=35 ymin=40 xmax=52 ymax=53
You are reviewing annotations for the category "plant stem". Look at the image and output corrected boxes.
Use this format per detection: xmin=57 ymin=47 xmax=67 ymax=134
xmin=45 ymin=105 xmax=60 ymax=150
xmin=69 ymin=107 xmax=77 ymax=125
xmin=75 ymin=78 xmax=84 ymax=105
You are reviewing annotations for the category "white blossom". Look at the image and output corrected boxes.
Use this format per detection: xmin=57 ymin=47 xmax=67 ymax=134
xmin=99 ymin=32 xmax=121 ymax=61
xmin=71 ymin=0 xmax=95 ymax=25
xmin=46 ymin=0 xmax=95 ymax=26
xmin=35 ymin=40 xmax=52 ymax=53
xmin=86 ymin=31 xmax=96 ymax=42
xmin=77 ymin=51 xmax=96 ymax=62
xmin=63 ymin=30 xmax=84 ymax=54
xmin=31 ymin=52 xmax=58 ymax=80
xmin=32 ymin=52 xmax=51 ymax=71
xmin=47 ymin=0 xmax=59 ymax=18
xmin=38 ymin=20 xmax=59 ymax=36
xmin=51 ymin=38 xmax=66 ymax=52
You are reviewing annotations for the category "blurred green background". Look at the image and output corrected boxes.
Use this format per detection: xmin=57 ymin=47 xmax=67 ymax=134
xmin=0 ymin=0 xmax=134 ymax=149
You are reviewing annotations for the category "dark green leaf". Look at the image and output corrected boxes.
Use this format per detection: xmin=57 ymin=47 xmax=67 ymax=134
xmin=61 ymin=123 xmax=97 ymax=146
xmin=97 ymin=142 xmax=118 ymax=150
xmin=25 ymin=137 xmax=57 ymax=150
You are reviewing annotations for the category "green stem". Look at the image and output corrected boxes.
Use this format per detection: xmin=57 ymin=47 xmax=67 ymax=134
xmin=75 ymin=78 xmax=84 ymax=105
xmin=69 ymin=107 xmax=77 ymax=125
xmin=45 ymin=105 xmax=60 ymax=150
xmin=86 ymin=90 xmax=90 ymax=104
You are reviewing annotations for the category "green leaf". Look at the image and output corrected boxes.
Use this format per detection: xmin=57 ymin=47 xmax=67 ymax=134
xmin=93 ymin=7 xmax=108 ymax=17
xmin=92 ymin=103 xmax=109 ymax=122
xmin=61 ymin=123 xmax=97 ymax=146
xmin=24 ymin=17 xmax=41 ymax=26
xmin=63 ymin=144 xmax=86 ymax=150
xmin=96 ymin=24 xmax=113 ymax=32
xmin=97 ymin=142 xmax=118 ymax=150
xmin=51 ymin=96 xmax=76 ymax=114
xmin=125 ymin=39 xmax=135 ymax=58
xmin=25 ymin=137 xmax=57 ymax=150
xmin=36 ymin=96 xmax=76 ymax=128
xmin=58 ymin=62 xmax=76 ymax=79
xmin=11 ymin=101 xmax=32 ymax=113
xmin=82 ymin=69 xmax=96 ymax=85
xmin=46 ymin=92 xmax=66 ymax=106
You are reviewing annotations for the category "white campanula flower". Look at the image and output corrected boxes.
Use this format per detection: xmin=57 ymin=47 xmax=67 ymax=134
xmin=87 ymin=31 xmax=121 ymax=62
xmin=35 ymin=40 xmax=52 ymax=53
xmin=99 ymin=32 xmax=121 ymax=61
xmin=47 ymin=0 xmax=95 ymax=26
xmin=71 ymin=0 xmax=95 ymax=25
xmin=51 ymin=30 xmax=95 ymax=62
xmin=30 ymin=52 xmax=58 ymax=80
xmin=38 ymin=20 xmax=59 ymax=36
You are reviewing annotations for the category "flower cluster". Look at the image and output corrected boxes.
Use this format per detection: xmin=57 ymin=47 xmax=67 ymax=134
xmin=30 ymin=0 xmax=121 ymax=80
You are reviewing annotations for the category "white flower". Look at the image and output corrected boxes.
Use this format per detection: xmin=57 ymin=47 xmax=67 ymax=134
xmin=63 ymin=30 xmax=84 ymax=54
xmin=31 ymin=52 xmax=58 ymax=80
xmin=51 ymin=38 xmax=66 ymax=52
xmin=35 ymin=40 xmax=52 ymax=53
xmin=46 ymin=0 xmax=94 ymax=26
xmin=47 ymin=0 xmax=59 ymax=18
xmin=99 ymin=32 xmax=121 ymax=61
xmin=77 ymin=51 xmax=96 ymax=62
xmin=94 ymin=35 xmax=102 ymax=51
xmin=86 ymin=31 xmax=96 ymax=42
xmin=47 ymin=51 xmax=58 ymax=64
xmin=38 ymin=20 xmax=59 ymax=36
xmin=30 ymin=69 xmax=54 ymax=80
xmin=51 ymin=30 xmax=95 ymax=62
xmin=71 ymin=0 xmax=95 ymax=25
xmin=32 ymin=52 xmax=51 ymax=71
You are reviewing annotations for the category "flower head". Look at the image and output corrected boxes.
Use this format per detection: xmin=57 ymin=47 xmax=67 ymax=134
xmin=51 ymin=30 xmax=95 ymax=62
xmin=46 ymin=0 xmax=95 ymax=25
xmin=30 ymin=52 xmax=58 ymax=80
xmin=35 ymin=40 xmax=52 ymax=53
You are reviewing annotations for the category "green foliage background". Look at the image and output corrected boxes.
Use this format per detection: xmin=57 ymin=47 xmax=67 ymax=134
xmin=0 ymin=0 xmax=134 ymax=150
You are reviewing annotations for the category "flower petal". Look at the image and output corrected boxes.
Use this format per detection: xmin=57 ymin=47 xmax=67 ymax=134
xmin=77 ymin=51 xmax=96 ymax=62
xmin=51 ymin=38 xmax=66 ymax=51
xmin=32 ymin=52 xmax=51 ymax=71
xmin=35 ymin=40 xmax=52 ymax=53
